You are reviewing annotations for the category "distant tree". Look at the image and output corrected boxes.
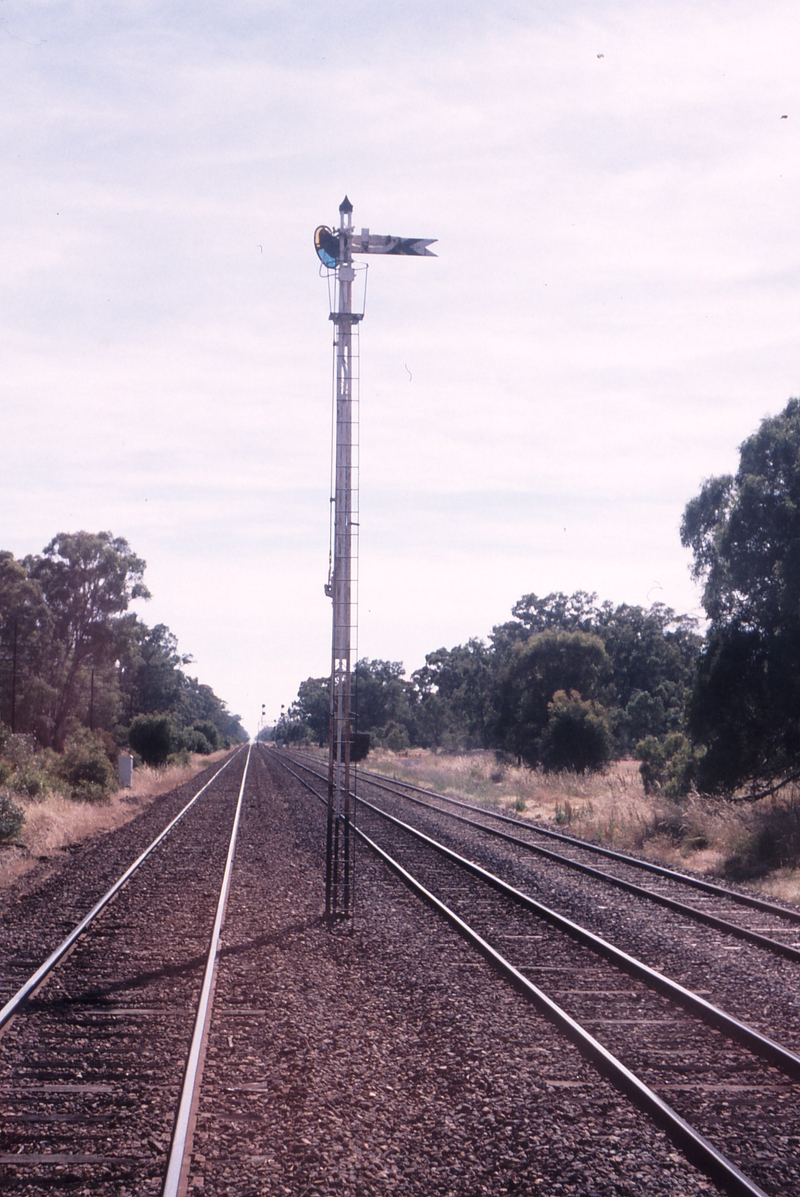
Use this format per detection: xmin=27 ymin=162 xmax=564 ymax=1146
xmin=353 ymin=659 xmax=414 ymax=742
xmin=538 ymin=691 xmax=612 ymax=774
xmin=411 ymin=639 xmax=493 ymax=749
xmin=25 ymin=532 xmax=149 ymax=749
xmin=0 ymin=550 xmax=54 ymax=737
xmin=490 ymin=591 xmax=598 ymax=656
xmin=128 ymin=713 xmax=174 ymax=766
xmin=192 ymin=720 xmax=221 ymax=751
xmin=290 ymin=676 xmax=330 ymax=746
xmin=681 ymin=398 xmax=800 ymax=793
xmin=492 ymin=592 xmax=700 ymax=755
xmin=492 ymin=630 xmax=611 ymax=766
xmin=118 ymin=620 xmax=189 ymax=718
xmin=593 ymin=602 xmax=701 ymax=751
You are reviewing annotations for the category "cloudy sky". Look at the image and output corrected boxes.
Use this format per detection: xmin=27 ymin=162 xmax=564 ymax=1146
xmin=2 ymin=1 xmax=799 ymax=732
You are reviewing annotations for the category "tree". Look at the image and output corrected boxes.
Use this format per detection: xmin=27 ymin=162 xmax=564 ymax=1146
xmin=491 ymin=592 xmax=699 ymax=753
xmin=128 ymin=714 xmax=174 ymax=766
xmin=290 ymin=676 xmax=330 ymax=746
xmin=492 ymin=629 xmax=611 ymax=766
xmin=411 ymin=639 xmax=494 ymax=749
xmin=25 ymin=532 xmax=149 ymax=749
xmin=0 ymin=550 xmax=54 ymax=737
xmin=353 ymin=659 xmax=414 ymax=742
xmin=538 ymin=691 xmax=612 ymax=774
xmin=0 ymin=533 xmax=246 ymax=754
xmin=681 ymin=397 xmax=800 ymax=793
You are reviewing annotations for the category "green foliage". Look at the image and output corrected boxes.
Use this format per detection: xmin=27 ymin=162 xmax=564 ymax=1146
xmin=59 ymin=729 xmax=115 ymax=802
xmin=0 ymin=530 xmax=245 ymax=785
xmin=279 ymin=590 xmax=699 ymax=768
xmin=493 ymin=630 xmax=611 ymax=766
xmin=0 ymin=791 xmax=24 ymax=840
xmin=289 ymin=676 xmax=330 ymax=745
xmin=354 ymin=659 xmax=414 ymax=740
xmin=128 ymin=714 xmax=174 ymax=767
xmin=681 ymin=398 xmax=800 ymax=793
xmin=634 ymin=732 xmax=699 ymax=799
xmin=192 ymin=720 xmax=220 ymax=751
xmin=184 ymin=730 xmax=213 ymax=754
xmin=412 ymin=639 xmax=494 ymax=749
xmin=383 ymin=721 xmax=410 ymax=753
xmin=490 ymin=592 xmax=699 ymax=758
xmin=538 ymin=691 xmax=612 ymax=774
xmin=178 ymin=721 xmax=220 ymax=755
xmin=1 ymin=734 xmax=52 ymax=798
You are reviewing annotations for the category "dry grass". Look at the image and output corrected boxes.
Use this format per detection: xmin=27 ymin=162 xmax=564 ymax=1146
xmin=0 ymin=750 xmax=230 ymax=892
xmin=364 ymin=749 xmax=800 ymax=905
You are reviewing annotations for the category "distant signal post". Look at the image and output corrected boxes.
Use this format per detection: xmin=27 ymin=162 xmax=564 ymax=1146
xmin=315 ymin=197 xmax=435 ymax=925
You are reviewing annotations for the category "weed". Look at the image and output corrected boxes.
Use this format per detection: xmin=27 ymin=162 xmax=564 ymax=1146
xmin=724 ymin=798 xmax=800 ymax=880
xmin=0 ymin=791 xmax=24 ymax=841
xmin=554 ymin=800 xmax=573 ymax=826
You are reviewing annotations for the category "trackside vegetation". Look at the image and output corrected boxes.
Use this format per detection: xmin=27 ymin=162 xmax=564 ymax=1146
xmin=271 ymin=398 xmax=800 ymax=851
xmin=265 ymin=595 xmax=702 ymax=777
xmin=0 ymin=531 xmax=245 ymax=837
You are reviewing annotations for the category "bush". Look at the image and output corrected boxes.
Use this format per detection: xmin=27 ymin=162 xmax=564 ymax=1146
xmin=181 ymin=727 xmax=214 ymax=755
xmin=634 ymin=732 xmax=699 ymax=798
xmin=128 ymin=714 xmax=174 ymax=766
xmin=1 ymin=734 xmax=53 ymax=798
xmin=538 ymin=691 xmax=611 ymax=774
xmin=0 ymin=790 xmax=24 ymax=840
xmin=724 ymin=799 xmax=800 ymax=880
xmin=192 ymin=720 xmax=220 ymax=751
xmin=384 ymin=722 xmax=410 ymax=753
xmin=59 ymin=729 xmax=116 ymax=802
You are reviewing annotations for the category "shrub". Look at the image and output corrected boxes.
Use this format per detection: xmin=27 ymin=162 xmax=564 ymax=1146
xmin=59 ymin=729 xmax=116 ymax=801
xmin=538 ymin=691 xmax=611 ymax=774
xmin=192 ymin=720 xmax=220 ymax=751
xmin=128 ymin=714 xmax=174 ymax=766
xmin=724 ymin=799 xmax=800 ymax=880
xmin=0 ymin=790 xmax=24 ymax=840
xmin=181 ymin=727 xmax=214 ymax=755
xmin=1 ymin=735 xmax=52 ymax=798
xmin=634 ymin=732 xmax=699 ymax=798
xmin=384 ymin=721 xmax=410 ymax=753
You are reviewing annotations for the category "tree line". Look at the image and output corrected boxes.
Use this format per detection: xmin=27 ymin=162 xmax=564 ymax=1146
xmin=0 ymin=531 xmax=245 ymax=782
xmin=269 ymin=595 xmax=702 ymax=783
xmin=271 ymin=397 xmax=800 ymax=800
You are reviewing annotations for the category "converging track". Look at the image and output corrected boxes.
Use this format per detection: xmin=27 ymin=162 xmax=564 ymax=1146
xmin=2 ymin=744 xmax=800 ymax=1195
xmin=277 ymin=747 xmax=800 ymax=1196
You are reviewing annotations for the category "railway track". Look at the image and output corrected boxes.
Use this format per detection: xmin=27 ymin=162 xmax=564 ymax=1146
xmin=0 ymin=747 xmax=250 ymax=1196
xmin=3 ymin=740 xmax=799 ymax=1194
xmin=276 ymin=747 xmax=800 ymax=1196
xmin=291 ymin=749 xmax=800 ymax=958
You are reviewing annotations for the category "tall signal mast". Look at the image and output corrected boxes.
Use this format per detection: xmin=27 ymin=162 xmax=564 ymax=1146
xmin=315 ymin=197 xmax=436 ymax=925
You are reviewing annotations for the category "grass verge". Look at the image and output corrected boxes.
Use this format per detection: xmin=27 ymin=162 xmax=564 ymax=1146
xmin=360 ymin=748 xmax=800 ymax=906
xmin=0 ymin=750 xmax=231 ymax=892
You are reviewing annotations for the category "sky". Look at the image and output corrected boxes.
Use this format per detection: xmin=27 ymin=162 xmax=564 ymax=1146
xmin=2 ymin=1 xmax=799 ymax=734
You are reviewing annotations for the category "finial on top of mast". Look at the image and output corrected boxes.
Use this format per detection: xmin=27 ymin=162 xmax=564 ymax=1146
xmin=339 ymin=195 xmax=353 ymax=215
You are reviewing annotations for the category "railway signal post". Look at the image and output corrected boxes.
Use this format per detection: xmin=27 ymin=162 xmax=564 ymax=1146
xmin=315 ymin=197 xmax=435 ymax=925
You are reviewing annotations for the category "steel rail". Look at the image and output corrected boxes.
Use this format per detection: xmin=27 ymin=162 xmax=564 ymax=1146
xmin=286 ymin=752 xmax=800 ymax=963
xmin=0 ymin=749 xmax=243 ymax=1036
xmin=162 ymin=744 xmax=252 ymax=1197
xmin=342 ymin=756 xmax=800 ymax=925
xmin=273 ymin=751 xmax=800 ymax=1079
xmin=271 ymin=752 xmax=770 ymax=1197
